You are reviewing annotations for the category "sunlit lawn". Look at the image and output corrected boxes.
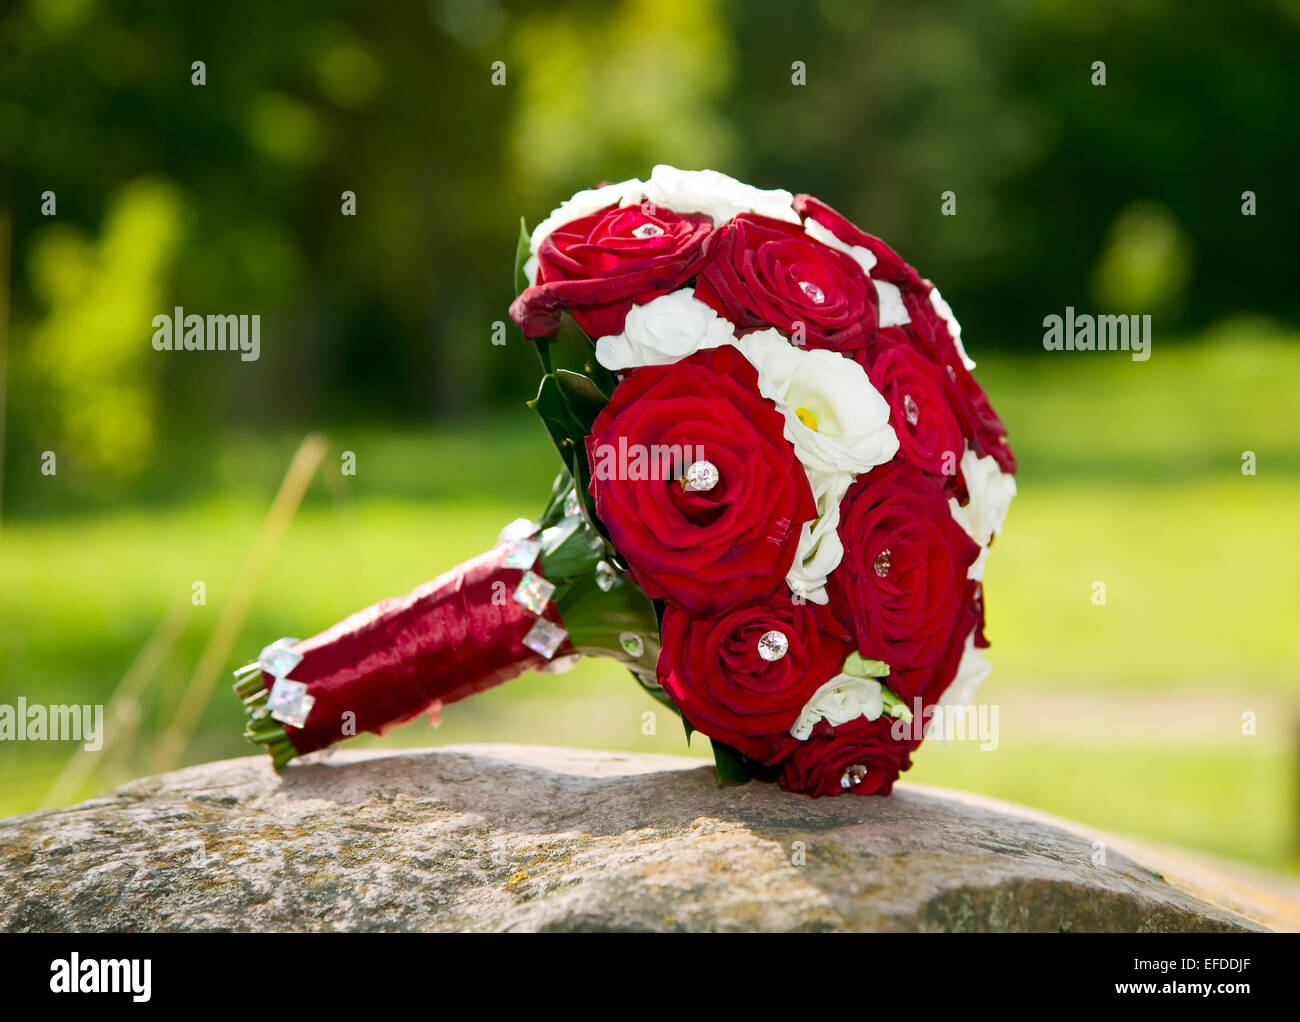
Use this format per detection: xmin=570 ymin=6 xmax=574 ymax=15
xmin=2 ymin=331 xmax=1298 ymax=871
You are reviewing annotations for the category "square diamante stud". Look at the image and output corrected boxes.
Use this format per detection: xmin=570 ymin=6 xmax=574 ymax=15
xmin=498 ymin=517 xmax=539 ymax=543
xmin=259 ymin=640 xmax=302 ymax=679
xmin=266 ymin=678 xmax=314 ymax=729
xmin=513 ymin=570 xmax=555 ymax=614
xmin=522 ymin=618 xmax=567 ymax=659
xmin=502 ymin=538 xmax=542 ymax=570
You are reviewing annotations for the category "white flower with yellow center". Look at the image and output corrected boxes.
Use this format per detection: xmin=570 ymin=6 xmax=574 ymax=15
xmin=733 ymin=330 xmax=898 ymax=476
xmin=594 ymin=290 xmax=735 ymax=371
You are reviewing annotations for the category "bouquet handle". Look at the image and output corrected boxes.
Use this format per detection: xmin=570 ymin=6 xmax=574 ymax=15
xmin=233 ymin=544 xmax=571 ymax=764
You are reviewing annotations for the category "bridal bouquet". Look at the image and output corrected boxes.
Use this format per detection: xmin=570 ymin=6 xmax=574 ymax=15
xmin=234 ymin=166 xmax=1016 ymax=797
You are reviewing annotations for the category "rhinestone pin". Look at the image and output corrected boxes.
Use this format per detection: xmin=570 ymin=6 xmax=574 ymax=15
xmin=757 ymin=630 xmax=789 ymax=662
xmin=903 ymin=393 xmax=920 ymax=426
xmin=594 ymin=560 xmax=617 ymax=592
xmin=840 ymin=764 xmax=869 ymax=789
xmin=632 ymin=223 xmax=664 ymax=239
xmin=873 ymin=549 xmax=892 ymax=578
xmin=681 ymin=460 xmax=719 ymax=493
xmin=798 ymin=280 xmax=826 ymax=304
xmin=619 ymin=632 xmax=645 ymax=658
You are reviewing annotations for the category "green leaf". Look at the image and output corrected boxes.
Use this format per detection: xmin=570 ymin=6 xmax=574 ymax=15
xmin=843 ymin=652 xmax=889 ymax=678
xmin=528 ymin=374 xmax=585 ymax=467
xmin=538 ymin=515 xmax=605 ymax=578
xmin=539 ymin=469 xmax=574 ymax=528
xmin=554 ymin=368 xmax=608 ymax=434
xmin=880 ymin=685 xmax=914 ymax=722
xmin=548 ymin=313 xmax=618 ymax=398
xmin=513 ymin=217 xmax=531 ymax=295
xmin=552 ymin=567 xmax=659 ymax=673
xmin=709 ymin=739 xmax=754 ymax=786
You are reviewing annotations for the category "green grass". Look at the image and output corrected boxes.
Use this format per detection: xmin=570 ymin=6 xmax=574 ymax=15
xmin=1 ymin=328 xmax=1298 ymax=872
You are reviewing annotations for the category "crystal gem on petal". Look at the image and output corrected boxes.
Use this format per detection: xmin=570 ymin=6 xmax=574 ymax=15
xmin=259 ymin=639 xmax=302 ymax=679
xmin=267 ymin=678 xmax=314 ymax=729
xmin=632 ymin=223 xmax=665 ymax=239
xmin=903 ymin=393 xmax=920 ymax=426
xmin=798 ymin=280 xmax=826 ymax=304
xmin=523 ymin=618 xmax=567 ymax=659
xmin=757 ymin=630 xmax=789 ymax=662
xmin=503 ymin=538 xmax=542 ymax=570
xmin=513 ymin=571 xmax=555 ymax=614
xmin=873 ymin=549 xmax=892 ymax=578
xmin=619 ymin=632 xmax=645 ymax=658
xmin=840 ymin=764 xmax=869 ymax=789
xmin=499 ymin=517 xmax=539 ymax=543
xmin=681 ymin=460 xmax=719 ymax=493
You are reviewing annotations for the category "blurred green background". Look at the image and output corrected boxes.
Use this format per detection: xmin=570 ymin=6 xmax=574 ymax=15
xmin=1 ymin=1 xmax=1298 ymax=872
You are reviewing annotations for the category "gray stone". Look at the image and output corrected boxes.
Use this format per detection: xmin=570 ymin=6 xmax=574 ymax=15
xmin=1 ymin=743 xmax=1293 ymax=932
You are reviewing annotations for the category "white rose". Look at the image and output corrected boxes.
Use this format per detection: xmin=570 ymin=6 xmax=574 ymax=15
xmin=790 ymin=674 xmax=884 ymax=741
xmin=733 ymin=329 xmax=899 ymax=476
xmin=803 ymin=216 xmax=877 ymax=275
xmin=785 ymin=470 xmax=852 ymax=605
xmin=929 ymin=286 xmax=976 ymax=370
xmin=642 ymin=165 xmax=799 ymax=226
xmin=935 ymin=631 xmax=992 ymax=710
xmin=523 ymin=178 xmax=647 ymax=285
xmin=949 ymin=446 xmax=1016 ymax=548
xmin=594 ymin=290 xmax=735 ymax=371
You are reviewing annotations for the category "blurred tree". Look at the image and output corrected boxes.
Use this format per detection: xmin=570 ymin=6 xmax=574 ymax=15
xmin=0 ymin=0 xmax=1296 ymax=507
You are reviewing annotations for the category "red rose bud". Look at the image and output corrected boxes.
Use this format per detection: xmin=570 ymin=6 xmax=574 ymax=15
xmin=586 ymin=344 xmax=816 ymax=617
xmin=828 ymin=460 xmax=980 ymax=682
xmin=778 ymin=715 xmax=917 ymax=797
xmin=245 ymin=545 xmax=571 ymax=759
xmin=694 ymin=213 xmax=878 ymax=351
xmin=510 ymin=203 xmax=715 ymax=339
xmin=659 ymin=597 xmax=852 ymax=765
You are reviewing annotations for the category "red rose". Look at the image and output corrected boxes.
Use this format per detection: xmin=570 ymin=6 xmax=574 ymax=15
xmin=793 ymin=194 xmax=919 ymax=288
xmin=694 ymin=213 xmax=878 ymax=350
xmin=827 ymin=460 xmax=980 ymax=680
xmin=863 ymin=338 xmax=970 ymax=499
xmin=892 ymin=285 xmax=1017 ymax=476
xmin=888 ymin=584 xmax=979 ymax=705
xmin=948 ymin=355 xmax=1017 ymax=475
xmin=510 ymin=203 xmax=714 ymax=339
xmin=659 ymin=597 xmax=851 ymax=764
xmin=778 ymin=715 xmax=917 ymax=797
xmin=586 ymin=344 xmax=815 ymax=617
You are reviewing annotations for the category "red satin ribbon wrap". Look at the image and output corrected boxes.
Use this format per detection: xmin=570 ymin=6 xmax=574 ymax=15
xmin=263 ymin=545 xmax=571 ymax=756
